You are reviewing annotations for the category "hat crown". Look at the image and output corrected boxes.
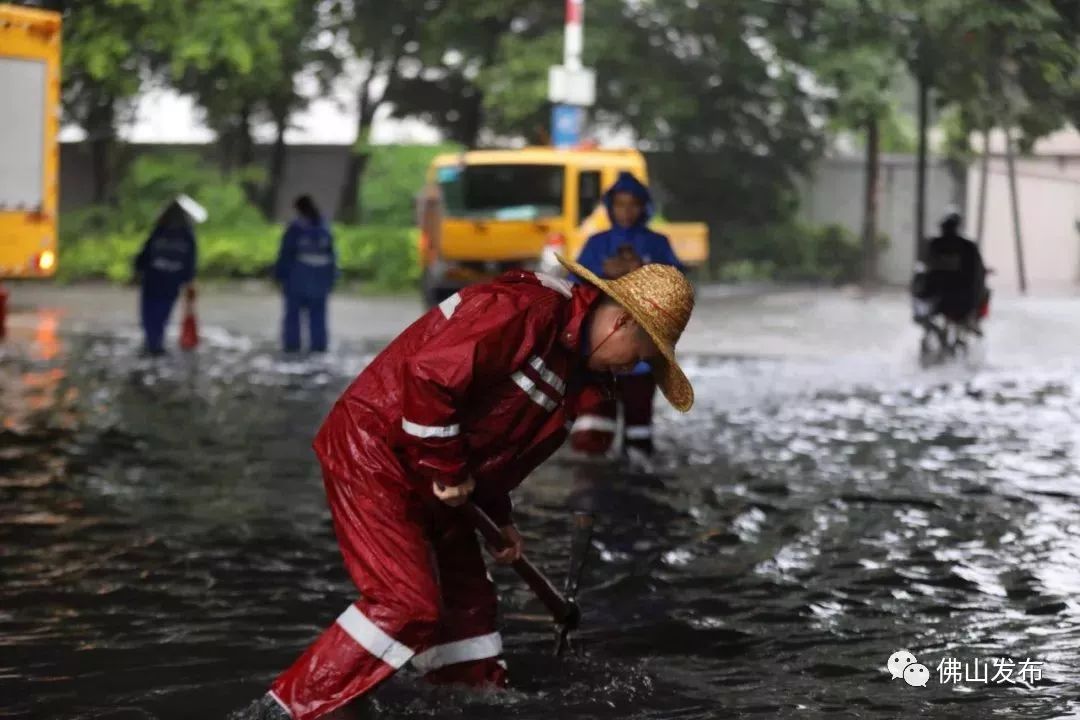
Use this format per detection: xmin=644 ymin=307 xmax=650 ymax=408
xmin=609 ymin=263 xmax=694 ymax=348
xmin=553 ymin=253 xmax=696 ymax=412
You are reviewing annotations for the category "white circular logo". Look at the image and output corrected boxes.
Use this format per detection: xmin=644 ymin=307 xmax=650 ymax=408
xmin=887 ymin=649 xmax=918 ymax=680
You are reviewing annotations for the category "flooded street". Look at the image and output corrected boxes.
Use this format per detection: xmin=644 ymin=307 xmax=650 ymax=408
xmin=3 ymin=285 xmax=1080 ymax=719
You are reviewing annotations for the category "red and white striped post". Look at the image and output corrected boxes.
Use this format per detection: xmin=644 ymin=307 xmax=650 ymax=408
xmin=550 ymin=0 xmax=593 ymax=148
xmin=565 ymin=0 xmax=584 ymax=70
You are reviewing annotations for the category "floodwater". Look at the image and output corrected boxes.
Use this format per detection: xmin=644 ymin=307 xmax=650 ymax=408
xmin=3 ymin=295 xmax=1080 ymax=720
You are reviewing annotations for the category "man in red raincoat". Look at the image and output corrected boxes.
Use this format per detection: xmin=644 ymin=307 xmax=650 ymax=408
xmin=236 ymin=255 xmax=696 ymax=720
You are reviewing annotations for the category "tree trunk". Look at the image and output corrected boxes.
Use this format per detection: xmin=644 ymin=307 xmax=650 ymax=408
xmin=1004 ymin=125 xmax=1027 ymax=294
xmin=263 ymin=114 xmax=289 ymax=220
xmin=337 ymin=85 xmax=376 ymax=224
xmin=237 ymin=104 xmax=261 ymax=207
xmin=459 ymin=88 xmax=484 ymax=148
xmin=90 ymin=135 xmax=112 ymax=205
xmin=87 ymin=99 xmax=116 ymax=205
xmin=914 ymin=72 xmax=929 ymax=263
xmin=218 ymin=123 xmax=236 ymax=173
xmin=238 ymin=105 xmax=255 ymax=168
xmin=861 ymin=115 xmax=880 ymax=288
xmin=975 ymin=127 xmax=990 ymax=246
xmin=336 ymin=150 xmax=370 ymax=224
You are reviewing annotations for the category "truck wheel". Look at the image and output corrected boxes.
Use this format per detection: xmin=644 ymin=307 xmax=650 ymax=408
xmin=421 ymin=270 xmax=456 ymax=309
xmin=431 ymin=287 xmax=456 ymax=306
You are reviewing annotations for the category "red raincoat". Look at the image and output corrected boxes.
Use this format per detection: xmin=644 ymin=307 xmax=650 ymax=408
xmin=270 ymin=270 xmax=609 ymax=720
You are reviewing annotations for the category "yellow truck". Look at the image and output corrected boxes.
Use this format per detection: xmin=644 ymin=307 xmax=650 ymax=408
xmin=416 ymin=147 xmax=708 ymax=307
xmin=0 ymin=4 xmax=60 ymax=283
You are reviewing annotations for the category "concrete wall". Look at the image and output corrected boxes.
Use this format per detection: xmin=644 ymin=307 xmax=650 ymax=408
xmin=966 ymin=155 xmax=1080 ymax=293
xmin=797 ymin=155 xmax=962 ymax=285
xmin=59 ymin=143 xmax=352 ymax=222
xmin=62 ymin=141 xmax=1080 ymax=291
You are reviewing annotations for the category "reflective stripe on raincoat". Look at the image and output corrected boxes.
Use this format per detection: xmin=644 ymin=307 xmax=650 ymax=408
xmin=313 ymin=270 xmax=608 ymax=526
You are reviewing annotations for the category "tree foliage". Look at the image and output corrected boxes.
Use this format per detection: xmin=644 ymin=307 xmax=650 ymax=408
xmin=52 ymin=0 xmax=1080 ymax=233
xmin=60 ymin=0 xmax=169 ymax=202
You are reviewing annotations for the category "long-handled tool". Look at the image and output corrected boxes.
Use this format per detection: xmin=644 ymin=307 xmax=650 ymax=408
xmin=463 ymin=502 xmax=580 ymax=655
xmin=554 ymin=510 xmax=594 ymax=655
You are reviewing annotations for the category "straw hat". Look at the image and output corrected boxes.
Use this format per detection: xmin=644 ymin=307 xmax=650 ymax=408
xmin=557 ymin=254 xmax=695 ymax=412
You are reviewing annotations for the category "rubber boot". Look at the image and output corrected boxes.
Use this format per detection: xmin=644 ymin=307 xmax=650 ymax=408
xmin=226 ymin=694 xmax=290 ymax=720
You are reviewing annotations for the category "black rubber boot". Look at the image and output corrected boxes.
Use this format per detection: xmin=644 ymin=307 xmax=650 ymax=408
xmin=227 ymin=694 xmax=291 ymax=720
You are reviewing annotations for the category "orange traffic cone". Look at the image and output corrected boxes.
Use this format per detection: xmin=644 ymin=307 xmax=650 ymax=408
xmin=180 ymin=285 xmax=199 ymax=350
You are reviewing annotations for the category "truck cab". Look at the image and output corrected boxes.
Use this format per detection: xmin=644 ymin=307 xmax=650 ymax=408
xmin=416 ymin=147 xmax=707 ymax=307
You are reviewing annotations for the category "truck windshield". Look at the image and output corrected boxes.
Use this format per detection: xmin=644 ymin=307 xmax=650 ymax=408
xmin=438 ymin=164 xmax=564 ymax=220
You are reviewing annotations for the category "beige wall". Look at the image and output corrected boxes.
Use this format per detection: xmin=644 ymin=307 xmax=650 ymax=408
xmin=797 ymin=155 xmax=961 ymax=285
xmin=967 ymin=155 xmax=1080 ymax=293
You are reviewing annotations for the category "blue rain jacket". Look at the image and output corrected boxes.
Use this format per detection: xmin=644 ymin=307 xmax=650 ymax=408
xmin=134 ymin=227 xmax=197 ymax=295
xmin=275 ymin=219 xmax=338 ymax=298
xmin=573 ymin=172 xmax=684 ymax=375
xmin=573 ymin=172 xmax=685 ymax=280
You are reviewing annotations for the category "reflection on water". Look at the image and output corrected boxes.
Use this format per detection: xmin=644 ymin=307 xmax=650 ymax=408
xmin=2 ymin=327 xmax=1080 ymax=719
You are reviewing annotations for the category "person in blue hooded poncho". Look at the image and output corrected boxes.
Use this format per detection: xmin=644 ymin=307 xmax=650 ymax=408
xmin=275 ymin=195 xmax=338 ymax=353
xmin=133 ymin=200 xmax=197 ymax=356
xmin=568 ymin=172 xmax=685 ymax=458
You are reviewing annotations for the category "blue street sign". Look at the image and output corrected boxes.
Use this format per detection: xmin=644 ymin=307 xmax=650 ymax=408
xmin=551 ymin=104 xmax=585 ymax=148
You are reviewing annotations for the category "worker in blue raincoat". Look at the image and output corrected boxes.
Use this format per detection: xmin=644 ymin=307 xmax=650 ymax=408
xmin=568 ymin=171 xmax=685 ymax=458
xmin=133 ymin=199 xmax=198 ymax=356
xmin=275 ymin=195 xmax=337 ymax=353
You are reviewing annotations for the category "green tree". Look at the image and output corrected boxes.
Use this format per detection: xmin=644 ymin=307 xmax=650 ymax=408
xmin=933 ymin=0 xmax=1078 ymax=149
xmin=385 ymin=1 xmax=563 ymax=147
xmin=587 ymin=0 xmax=827 ymax=263
xmin=897 ymin=0 xmax=1077 ymax=255
xmin=326 ymin=0 xmax=451 ymax=223
xmin=360 ymin=143 xmax=462 ymax=226
xmin=171 ymin=0 xmax=338 ymax=218
xmin=170 ymin=0 xmax=292 ymax=200
xmin=60 ymin=0 xmax=169 ymax=203
xmin=258 ymin=0 xmax=338 ymax=218
xmin=387 ymin=0 xmax=828 ymax=266
xmin=810 ymin=0 xmax=906 ymax=286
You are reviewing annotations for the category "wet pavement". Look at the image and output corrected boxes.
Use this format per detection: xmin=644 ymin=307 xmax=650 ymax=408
xmin=3 ymin=282 xmax=1080 ymax=719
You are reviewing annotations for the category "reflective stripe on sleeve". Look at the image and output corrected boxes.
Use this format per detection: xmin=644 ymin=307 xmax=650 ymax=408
xmin=528 ymin=355 xmax=566 ymax=395
xmin=402 ymin=418 xmax=460 ymax=438
xmin=511 ymin=371 xmax=558 ymax=411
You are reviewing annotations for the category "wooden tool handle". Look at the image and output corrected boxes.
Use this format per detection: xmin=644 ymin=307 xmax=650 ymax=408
xmin=464 ymin=502 xmax=579 ymax=628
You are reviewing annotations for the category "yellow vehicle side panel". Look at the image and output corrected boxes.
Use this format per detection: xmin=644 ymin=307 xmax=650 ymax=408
xmin=0 ymin=4 xmax=61 ymax=279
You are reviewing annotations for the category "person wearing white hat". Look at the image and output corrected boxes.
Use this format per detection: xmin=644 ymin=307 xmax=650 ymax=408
xmin=132 ymin=197 xmax=202 ymax=355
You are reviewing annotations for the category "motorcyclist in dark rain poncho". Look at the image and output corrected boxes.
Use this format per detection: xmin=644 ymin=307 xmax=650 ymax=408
xmin=275 ymin=195 xmax=338 ymax=353
xmin=911 ymin=208 xmax=989 ymax=328
xmin=133 ymin=200 xmax=197 ymax=356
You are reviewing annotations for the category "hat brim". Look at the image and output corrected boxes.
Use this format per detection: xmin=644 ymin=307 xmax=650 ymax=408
xmin=558 ymin=255 xmax=694 ymax=412
xmin=175 ymin=194 xmax=208 ymax=224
